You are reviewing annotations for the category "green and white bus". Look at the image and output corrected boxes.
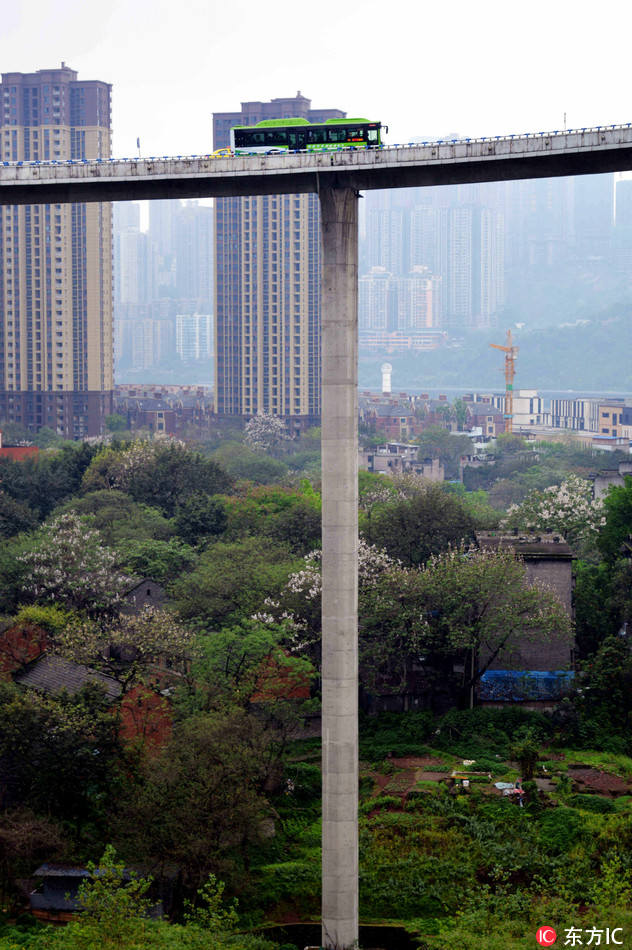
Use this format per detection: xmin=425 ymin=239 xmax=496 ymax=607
xmin=230 ymin=117 xmax=386 ymax=155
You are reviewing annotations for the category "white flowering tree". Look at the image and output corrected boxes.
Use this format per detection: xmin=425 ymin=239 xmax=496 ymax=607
xmin=54 ymin=606 xmax=199 ymax=692
xmin=254 ymin=539 xmax=398 ymax=633
xmin=244 ymin=413 xmax=287 ymax=455
xmin=502 ymin=474 xmax=605 ymax=554
xmin=255 ymin=540 xmax=572 ymax=701
xmin=253 ymin=540 xmax=406 ymax=686
xmin=19 ymin=513 xmax=133 ymax=616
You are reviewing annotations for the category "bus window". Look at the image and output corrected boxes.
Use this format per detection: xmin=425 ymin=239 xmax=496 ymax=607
xmin=367 ymin=128 xmax=378 ymax=143
xmin=307 ymin=128 xmax=326 ymax=144
xmin=327 ymin=128 xmax=348 ymax=143
xmin=288 ymin=130 xmax=306 ymax=149
xmin=265 ymin=130 xmax=287 ymax=147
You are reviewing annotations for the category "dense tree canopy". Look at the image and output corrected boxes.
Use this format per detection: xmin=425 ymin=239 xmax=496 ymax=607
xmin=60 ymin=489 xmax=174 ymax=545
xmin=171 ymin=538 xmax=301 ymax=630
xmin=115 ymin=537 xmax=198 ymax=585
xmin=209 ymin=441 xmax=289 ymax=484
xmin=223 ymin=484 xmax=321 ymax=555
xmin=0 ymin=681 xmax=121 ymax=833
xmin=115 ymin=710 xmax=273 ymax=891
xmin=363 ymin=482 xmax=476 ymax=566
xmin=81 ymin=441 xmax=233 ymax=517
xmin=0 ymin=442 xmax=98 ymax=520
xmin=0 ymin=491 xmax=37 ymax=539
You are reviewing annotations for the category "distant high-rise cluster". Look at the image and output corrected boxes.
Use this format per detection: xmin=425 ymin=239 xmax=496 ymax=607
xmin=212 ymin=93 xmax=345 ymax=424
xmin=0 ymin=65 xmax=112 ymax=437
xmin=360 ymin=187 xmax=505 ymax=338
xmin=113 ymin=198 xmax=214 ymax=376
xmin=360 ymin=162 xmax=618 ymax=346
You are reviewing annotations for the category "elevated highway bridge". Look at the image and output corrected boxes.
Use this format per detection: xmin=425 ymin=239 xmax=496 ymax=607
xmin=2 ymin=122 xmax=631 ymax=950
xmin=1 ymin=123 xmax=632 ymax=204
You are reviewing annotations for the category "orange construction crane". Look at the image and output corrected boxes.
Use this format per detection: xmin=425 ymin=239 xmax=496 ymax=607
xmin=490 ymin=330 xmax=519 ymax=434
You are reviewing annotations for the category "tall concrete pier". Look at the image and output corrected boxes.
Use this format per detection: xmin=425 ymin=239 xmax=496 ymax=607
xmin=319 ymin=186 xmax=359 ymax=950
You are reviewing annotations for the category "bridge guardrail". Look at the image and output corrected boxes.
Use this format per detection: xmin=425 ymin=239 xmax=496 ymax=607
xmin=1 ymin=123 xmax=631 ymax=171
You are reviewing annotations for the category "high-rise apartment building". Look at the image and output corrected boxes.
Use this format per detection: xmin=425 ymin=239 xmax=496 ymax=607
xmin=409 ymin=204 xmax=504 ymax=330
xmin=0 ymin=64 xmax=113 ymax=437
xmin=213 ymin=94 xmax=345 ymax=423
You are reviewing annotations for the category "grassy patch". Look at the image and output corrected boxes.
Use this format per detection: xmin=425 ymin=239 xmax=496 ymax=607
xmin=561 ymin=748 xmax=632 ymax=779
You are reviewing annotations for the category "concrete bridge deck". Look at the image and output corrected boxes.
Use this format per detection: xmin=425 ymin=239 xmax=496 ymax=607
xmin=1 ymin=123 xmax=632 ymax=204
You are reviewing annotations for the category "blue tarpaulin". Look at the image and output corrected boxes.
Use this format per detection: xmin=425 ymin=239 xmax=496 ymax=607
xmin=479 ymin=670 xmax=574 ymax=702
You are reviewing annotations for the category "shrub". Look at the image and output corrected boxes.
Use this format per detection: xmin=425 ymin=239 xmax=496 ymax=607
xmin=358 ymin=711 xmax=435 ymax=759
xmin=284 ymin=762 xmax=321 ymax=804
xmin=359 ymin=795 xmax=401 ymax=815
xmin=359 ymin=775 xmax=375 ymax=799
xmin=567 ymin=793 xmax=615 ymax=814
xmin=538 ymin=807 xmax=584 ymax=853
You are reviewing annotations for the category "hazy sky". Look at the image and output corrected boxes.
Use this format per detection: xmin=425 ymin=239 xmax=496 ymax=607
xmin=2 ymin=0 xmax=631 ymax=157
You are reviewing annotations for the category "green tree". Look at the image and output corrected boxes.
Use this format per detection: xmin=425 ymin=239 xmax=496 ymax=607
xmin=105 ymin=413 xmax=128 ymax=433
xmin=0 ymin=534 xmax=33 ymax=614
xmin=598 ymin=475 xmax=632 ymax=563
xmin=0 ymin=421 xmax=31 ymax=444
xmin=577 ymin=635 xmax=632 ymax=747
xmin=33 ymin=426 xmax=65 ymax=449
xmin=573 ymin=560 xmax=620 ymax=657
xmin=209 ymin=441 xmax=289 ymax=484
xmin=171 ymin=538 xmax=300 ymax=629
xmin=188 ymin=620 xmax=315 ymax=719
xmin=115 ymin=537 xmax=197 ymax=585
xmin=115 ymin=710 xmax=272 ymax=892
xmin=60 ymin=490 xmax=174 ymax=544
xmin=0 ymin=681 xmax=122 ymax=836
xmin=0 ymin=442 xmax=98 ymax=520
xmin=416 ymin=425 xmax=472 ymax=479
xmin=511 ymin=730 xmax=540 ymax=780
xmin=223 ymin=485 xmax=321 ymax=555
xmin=71 ymin=845 xmax=153 ymax=949
xmin=416 ymin=545 xmax=572 ymax=703
xmin=174 ymin=493 xmax=228 ymax=545
xmin=82 ymin=441 xmax=233 ymax=517
xmin=453 ymin=397 xmax=469 ymax=431
xmin=0 ymin=491 xmax=37 ymax=539
xmin=364 ymin=483 xmax=476 ymax=566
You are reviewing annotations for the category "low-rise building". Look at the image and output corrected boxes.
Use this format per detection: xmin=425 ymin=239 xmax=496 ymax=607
xmin=360 ymin=442 xmax=444 ymax=481
xmin=476 ymin=532 xmax=575 ymax=708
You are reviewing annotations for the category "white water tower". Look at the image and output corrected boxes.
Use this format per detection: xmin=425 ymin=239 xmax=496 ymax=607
xmin=381 ymin=362 xmax=393 ymax=395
